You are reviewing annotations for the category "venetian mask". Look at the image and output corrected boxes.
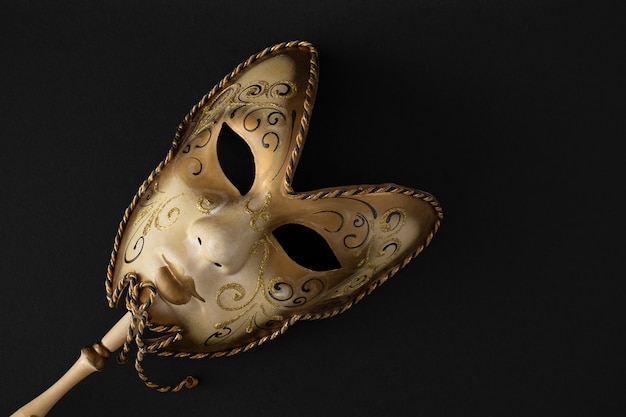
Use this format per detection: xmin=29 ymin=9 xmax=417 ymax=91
xmin=11 ymin=40 xmax=442 ymax=416
xmin=107 ymin=39 xmax=443 ymax=384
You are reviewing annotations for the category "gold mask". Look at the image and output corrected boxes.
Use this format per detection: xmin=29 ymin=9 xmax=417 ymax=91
xmin=11 ymin=40 xmax=442 ymax=416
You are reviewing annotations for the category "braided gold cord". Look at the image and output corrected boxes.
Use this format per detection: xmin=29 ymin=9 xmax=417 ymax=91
xmin=111 ymin=272 xmax=198 ymax=392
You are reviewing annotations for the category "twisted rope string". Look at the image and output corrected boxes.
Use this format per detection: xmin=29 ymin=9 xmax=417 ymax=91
xmin=113 ymin=272 xmax=198 ymax=392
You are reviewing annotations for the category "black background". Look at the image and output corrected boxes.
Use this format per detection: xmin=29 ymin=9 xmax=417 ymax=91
xmin=1 ymin=1 xmax=624 ymax=416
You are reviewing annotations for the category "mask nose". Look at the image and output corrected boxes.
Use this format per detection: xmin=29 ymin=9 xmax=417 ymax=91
xmin=189 ymin=216 xmax=256 ymax=274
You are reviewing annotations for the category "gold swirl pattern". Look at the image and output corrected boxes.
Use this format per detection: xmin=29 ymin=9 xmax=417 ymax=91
xmin=244 ymin=192 xmax=272 ymax=231
xmin=335 ymin=207 xmax=408 ymax=296
xmin=192 ymin=85 xmax=238 ymax=136
xmin=196 ymin=196 xmax=213 ymax=215
xmin=266 ymin=277 xmax=325 ymax=308
xmin=192 ymin=80 xmax=296 ymax=137
xmin=380 ymin=208 xmax=406 ymax=233
xmin=134 ymin=193 xmax=184 ymax=236
xmin=213 ymin=233 xmax=325 ymax=335
xmin=214 ymin=238 xmax=284 ymax=334
xmin=215 ymin=239 xmax=268 ymax=313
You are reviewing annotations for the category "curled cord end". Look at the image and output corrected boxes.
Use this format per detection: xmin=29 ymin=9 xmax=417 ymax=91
xmin=152 ymin=375 xmax=199 ymax=393
xmin=116 ymin=273 xmax=202 ymax=393
xmin=117 ymin=352 xmax=129 ymax=364
xmin=184 ymin=375 xmax=199 ymax=389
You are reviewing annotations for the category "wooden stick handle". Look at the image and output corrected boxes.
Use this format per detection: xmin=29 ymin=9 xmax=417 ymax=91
xmin=10 ymin=312 xmax=132 ymax=417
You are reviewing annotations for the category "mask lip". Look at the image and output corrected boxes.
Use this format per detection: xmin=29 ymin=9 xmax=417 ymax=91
xmin=105 ymin=40 xmax=443 ymax=358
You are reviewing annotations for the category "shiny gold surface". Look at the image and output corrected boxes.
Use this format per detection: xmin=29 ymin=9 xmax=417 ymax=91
xmin=105 ymin=41 xmax=443 ymax=362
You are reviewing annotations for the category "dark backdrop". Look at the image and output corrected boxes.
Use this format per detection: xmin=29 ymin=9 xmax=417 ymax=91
xmin=1 ymin=1 xmax=624 ymax=416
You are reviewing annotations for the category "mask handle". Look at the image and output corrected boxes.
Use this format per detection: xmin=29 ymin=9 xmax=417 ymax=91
xmin=10 ymin=312 xmax=131 ymax=417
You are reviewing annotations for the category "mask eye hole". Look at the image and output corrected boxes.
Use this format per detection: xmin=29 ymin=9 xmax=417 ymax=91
xmin=272 ymin=223 xmax=341 ymax=271
xmin=217 ymin=122 xmax=255 ymax=195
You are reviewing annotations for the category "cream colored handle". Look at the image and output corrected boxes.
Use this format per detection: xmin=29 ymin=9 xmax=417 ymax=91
xmin=10 ymin=312 xmax=132 ymax=417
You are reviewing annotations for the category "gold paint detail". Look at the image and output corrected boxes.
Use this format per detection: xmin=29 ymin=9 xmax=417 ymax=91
xmin=346 ymin=274 xmax=369 ymax=292
xmin=197 ymin=196 xmax=213 ymax=215
xmin=134 ymin=193 xmax=184 ymax=236
xmin=193 ymin=113 xmax=215 ymax=137
xmin=193 ymin=84 xmax=239 ymax=136
xmin=268 ymin=277 xmax=289 ymax=299
xmin=363 ymin=207 xmax=407 ymax=270
xmin=246 ymin=315 xmax=255 ymax=333
xmin=215 ymin=283 xmax=251 ymax=312
xmin=193 ymin=80 xmax=297 ymax=136
xmin=213 ymin=238 xmax=284 ymax=334
xmin=260 ymin=304 xmax=284 ymax=323
xmin=265 ymin=276 xmax=324 ymax=308
xmin=336 ymin=207 xmax=408 ymax=297
xmin=215 ymin=239 xmax=269 ymax=313
xmin=380 ymin=208 xmax=406 ymax=233
xmin=268 ymin=80 xmax=297 ymax=99
xmin=244 ymin=192 xmax=272 ymax=231
xmin=215 ymin=304 xmax=256 ymax=329
xmin=152 ymin=181 xmax=165 ymax=194
xmin=242 ymin=80 xmax=269 ymax=100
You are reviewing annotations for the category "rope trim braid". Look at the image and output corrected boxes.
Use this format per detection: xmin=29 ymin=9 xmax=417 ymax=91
xmin=154 ymin=314 xmax=302 ymax=361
